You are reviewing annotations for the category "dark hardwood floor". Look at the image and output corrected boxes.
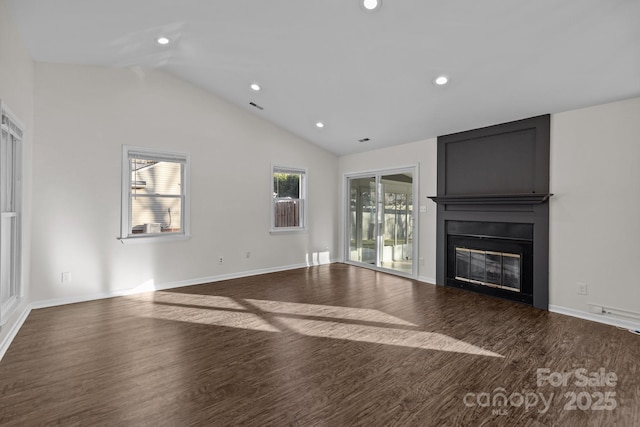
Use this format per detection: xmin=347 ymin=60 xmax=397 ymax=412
xmin=0 ymin=264 xmax=638 ymax=426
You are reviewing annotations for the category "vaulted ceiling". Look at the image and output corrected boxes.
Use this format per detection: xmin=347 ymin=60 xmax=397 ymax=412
xmin=7 ymin=0 xmax=640 ymax=155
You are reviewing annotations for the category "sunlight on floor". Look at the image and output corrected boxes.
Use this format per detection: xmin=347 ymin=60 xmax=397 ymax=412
xmin=142 ymin=303 xmax=280 ymax=332
xmin=139 ymin=292 xmax=503 ymax=357
xmin=245 ymin=298 xmax=417 ymax=327
xmin=148 ymin=292 xmax=246 ymax=310
xmin=278 ymin=317 xmax=502 ymax=357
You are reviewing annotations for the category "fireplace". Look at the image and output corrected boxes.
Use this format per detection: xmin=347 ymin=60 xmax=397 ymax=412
xmin=446 ymin=221 xmax=534 ymax=305
xmin=430 ymin=115 xmax=551 ymax=309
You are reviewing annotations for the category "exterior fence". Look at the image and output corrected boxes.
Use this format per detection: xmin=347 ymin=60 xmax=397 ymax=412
xmin=275 ymin=199 xmax=301 ymax=228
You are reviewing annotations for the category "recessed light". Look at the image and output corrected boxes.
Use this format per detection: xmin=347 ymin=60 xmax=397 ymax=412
xmin=250 ymin=83 xmax=261 ymax=91
xmin=315 ymin=122 xmax=325 ymax=128
xmin=362 ymin=0 xmax=381 ymax=10
xmin=434 ymin=75 xmax=449 ymax=86
xmin=156 ymin=36 xmax=170 ymax=45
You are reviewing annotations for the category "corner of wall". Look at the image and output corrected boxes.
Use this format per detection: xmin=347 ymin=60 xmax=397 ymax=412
xmin=0 ymin=0 xmax=36 ymax=359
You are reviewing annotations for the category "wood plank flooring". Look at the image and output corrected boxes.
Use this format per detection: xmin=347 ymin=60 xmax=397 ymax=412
xmin=0 ymin=264 xmax=638 ymax=426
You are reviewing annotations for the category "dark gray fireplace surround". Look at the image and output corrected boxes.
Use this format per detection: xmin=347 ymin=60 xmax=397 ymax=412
xmin=429 ymin=115 xmax=551 ymax=309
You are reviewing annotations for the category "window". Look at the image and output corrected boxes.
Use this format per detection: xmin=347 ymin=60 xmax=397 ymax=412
xmin=121 ymin=146 xmax=190 ymax=241
xmin=0 ymin=101 xmax=23 ymax=325
xmin=271 ymin=166 xmax=306 ymax=231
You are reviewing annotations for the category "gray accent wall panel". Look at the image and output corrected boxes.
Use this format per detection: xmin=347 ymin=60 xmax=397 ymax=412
xmin=433 ymin=115 xmax=551 ymax=309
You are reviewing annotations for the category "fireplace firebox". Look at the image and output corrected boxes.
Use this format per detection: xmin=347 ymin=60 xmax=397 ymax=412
xmin=446 ymin=221 xmax=534 ymax=305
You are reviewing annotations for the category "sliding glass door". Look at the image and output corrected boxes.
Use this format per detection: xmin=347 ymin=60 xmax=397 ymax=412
xmin=347 ymin=168 xmax=416 ymax=276
xmin=348 ymin=176 xmax=377 ymax=265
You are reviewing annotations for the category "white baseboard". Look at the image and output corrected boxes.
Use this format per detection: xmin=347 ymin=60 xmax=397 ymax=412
xmin=549 ymin=305 xmax=640 ymax=331
xmin=417 ymin=276 xmax=436 ymax=285
xmin=0 ymin=303 xmax=32 ymax=362
xmin=31 ymin=262 xmax=313 ymax=310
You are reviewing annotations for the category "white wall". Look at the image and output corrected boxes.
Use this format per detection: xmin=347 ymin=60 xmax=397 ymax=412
xmin=550 ymin=97 xmax=640 ymax=316
xmin=31 ymin=63 xmax=338 ymax=301
xmin=0 ymin=0 xmax=34 ymax=343
xmin=338 ymin=138 xmax=438 ymax=282
xmin=338 ymin=97 xmax=640 ymax=322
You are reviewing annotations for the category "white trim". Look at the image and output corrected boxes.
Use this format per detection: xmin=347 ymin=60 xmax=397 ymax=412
xmin=269 ymin=228 xmax=308 ymax=235
xmin=412 ymin=165 xmax=420 ymax=277
xmin=0 ymin=296 xmax=21 ymax=325
xmin=343 ymin=165 xmax=419 ymax=279
xmin=270 ymin=164 xmax=307 ymax=232
xmin=121 ymin=145 xmax=191 ymax=240
xmin=0 ymin=100 xmax=24 ymax=325
xmin=549 ymin=305 xmax=640 ymax=331
xmin=30 ymin=262 xmax=313 ymax=310
xmin=0 ymin=302 xmax=31 ymax=361
xmin=342 ymin=164 xmax=420 ymax=178
xmin=0 ymin=102 xmax=25 ymax=131
xmin=117 ymin=234 xmax=191 ymax=245
xmin=417 ymin=276 xmax=436 ymax=284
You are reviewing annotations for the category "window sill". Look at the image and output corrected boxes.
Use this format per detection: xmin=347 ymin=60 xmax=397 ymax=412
xmin=270 ymin=227 xmax=307 ymax=234
xmin=118 ymin=234 xmax=191 ymax=245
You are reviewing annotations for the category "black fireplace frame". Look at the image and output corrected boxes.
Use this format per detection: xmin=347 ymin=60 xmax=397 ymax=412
xmin=430 ymin=115 xmax=551 ymax=309
xmin=447 ymin=221 xmax=534 ymax=304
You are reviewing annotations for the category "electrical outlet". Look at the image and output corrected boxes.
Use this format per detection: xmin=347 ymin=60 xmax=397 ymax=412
xmin=577 ymin=282 xmax=587 ymax=295
xmin=419 ymin=257 xmax=425 ymax=266
xmin=61 ymin=272 xmax=71 ymax=284
xmin=420 ymin=206 xmax=427 ymax=213
xmin=218 ymin=257 xmax=224 ymax=264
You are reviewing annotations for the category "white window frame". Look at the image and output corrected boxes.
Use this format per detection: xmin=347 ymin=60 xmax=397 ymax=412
xmin=120 ymin=145 xmax=190 ymax=243
xmin=0 ymin=100 xmax=24 ymax=325
xmin=270 ymin=165 xmax=307 ymax=233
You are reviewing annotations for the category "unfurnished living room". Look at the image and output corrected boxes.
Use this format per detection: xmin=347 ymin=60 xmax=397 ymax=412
xmin=0 ymin=1 xmax=639 ymax=425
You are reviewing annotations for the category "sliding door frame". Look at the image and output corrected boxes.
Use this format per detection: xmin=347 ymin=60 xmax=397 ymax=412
xmin=343 ymin=165 xmax=419 ymax=279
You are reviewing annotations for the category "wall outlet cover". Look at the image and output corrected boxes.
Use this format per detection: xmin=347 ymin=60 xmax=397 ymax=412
xmin=577 ymin=283 xmax=587 ymax=295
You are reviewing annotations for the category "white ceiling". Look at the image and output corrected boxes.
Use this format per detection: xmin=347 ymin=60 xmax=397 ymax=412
xmin=7 ymin=0 xmax=640 ymax=155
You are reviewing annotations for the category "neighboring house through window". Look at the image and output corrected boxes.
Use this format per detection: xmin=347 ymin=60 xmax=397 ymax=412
xmin=271 ymin=165 xmax=306 ymax=231
xmin=121 ymin=146 xmax=190 ymax=241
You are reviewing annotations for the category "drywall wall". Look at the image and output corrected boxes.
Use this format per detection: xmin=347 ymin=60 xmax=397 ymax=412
xmin=31 ymin=62 xmax=338 ymax=301
xmin=0 ymin=0 xmax=34 ymax=343
xmin=339 ymin=97 xmax=640 ymax=322
xmin=549 ymin=97 xmax=640 ymax=316
xmin=338 ymin=138 xmax=438 ymax=282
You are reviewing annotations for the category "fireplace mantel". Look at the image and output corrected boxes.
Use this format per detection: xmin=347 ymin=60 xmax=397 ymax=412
xmin=428 ymin=193 xmax=552 ymax=206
